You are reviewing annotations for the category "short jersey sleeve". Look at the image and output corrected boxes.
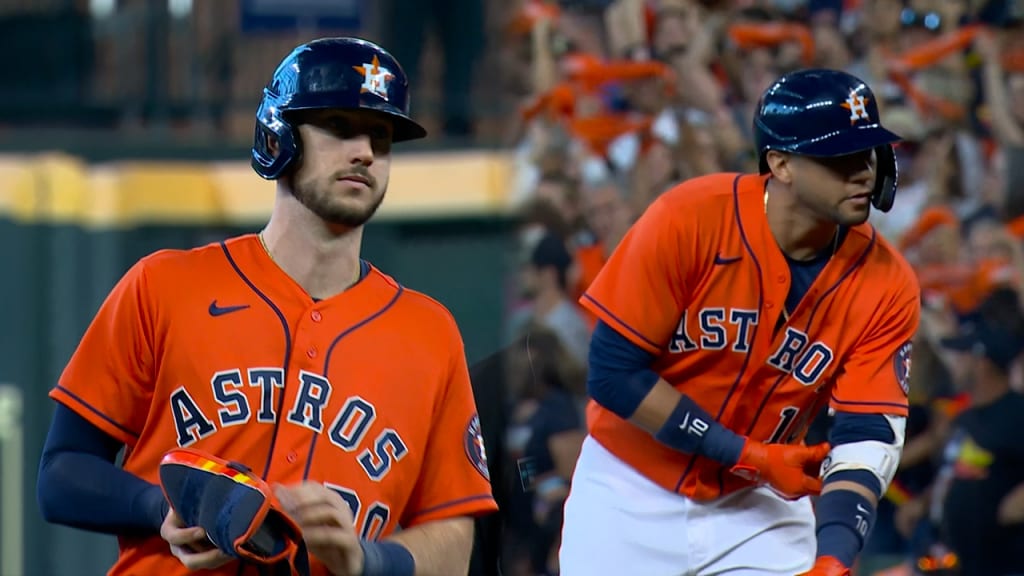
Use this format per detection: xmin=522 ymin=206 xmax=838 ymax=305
xmin=579 ymin=194 xmax=692 ymax=355
xmin=49 ymin=258 xmax=157 ymax=446
xmin=830 ymin=281 xmax=921 ymax=417
xmin=400 ymin=324 xmax=498 ymax=528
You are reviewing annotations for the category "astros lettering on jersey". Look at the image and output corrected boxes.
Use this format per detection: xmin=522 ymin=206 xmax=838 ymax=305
xmin=50 ymin=234 xmax=498 ymax=576
xmin=580 ymin=172 xmax=919 ymax=502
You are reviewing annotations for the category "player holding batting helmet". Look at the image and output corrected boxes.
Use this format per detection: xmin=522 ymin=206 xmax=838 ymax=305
xmin=559 ymin=68 xmax=918 ymax=576
xmin=38 ymin=36 xmax=496 ymax=576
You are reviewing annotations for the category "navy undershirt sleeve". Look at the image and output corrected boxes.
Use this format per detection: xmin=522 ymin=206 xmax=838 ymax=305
xmin=586 ymin=320 xmax=660 ymax=418
xmin=37 ymin=404 xmax=168 ymax=535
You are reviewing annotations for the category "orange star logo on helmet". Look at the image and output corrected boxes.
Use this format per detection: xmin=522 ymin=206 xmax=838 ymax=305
xmin=840 ymin=91 xmax=871 ymax=125
xmin=353 ymin=55 xmax=395 ymax=101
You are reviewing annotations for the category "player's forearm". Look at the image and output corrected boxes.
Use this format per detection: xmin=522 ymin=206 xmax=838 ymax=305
xmin=816 ymin=411 xmax=903 ymax=569
xmin=38 ymin=450 xmax=167 ymax=534
xmin=384 ymin=516 xmax=474 ymax=576
xmin=600 ymin=366 xmax=748 ymax=466
xmin=813 ymin=477 xmax=880 ymax=568
xmin=588 ymin=321 xmax=746 ymax=465
xmin=631 ymin=377 xmax=746 ymax=464
xmin=37 ymin=404 xmax=168 ymax=535
xmin=628 ymin=377 xmax=682 ymax=432
xmin=821 ymin=480 xmax=878 ymax=505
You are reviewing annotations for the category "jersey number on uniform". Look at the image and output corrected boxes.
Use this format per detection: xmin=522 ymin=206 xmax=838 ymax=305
xmin=326 ymin=482 xmax=391 ymax=541
xmin=768 ymin=406 xmax=801 ymax=444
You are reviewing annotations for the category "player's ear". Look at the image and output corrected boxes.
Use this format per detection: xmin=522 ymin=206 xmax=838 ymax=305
xmin=267 ymin=135 xmax=280 ymax=157
xmin=765 ymin=150 xmax=794 ymax=185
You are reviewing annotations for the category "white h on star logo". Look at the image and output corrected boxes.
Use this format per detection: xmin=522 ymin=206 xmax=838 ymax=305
xmin=841 ymin=93 xmax=870 ymax=124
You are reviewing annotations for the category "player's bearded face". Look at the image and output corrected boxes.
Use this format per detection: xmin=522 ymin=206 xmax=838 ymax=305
xmin=289 ymin=112 xmax=392 ymax=228
xmin=793 ymin=150 xmax=876 ymax=226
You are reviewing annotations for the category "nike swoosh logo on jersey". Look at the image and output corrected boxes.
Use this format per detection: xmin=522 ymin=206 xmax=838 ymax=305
xmin=208 ymin=301 xmax=251 ymax=316
xmin=714 ymin=254 xmax=742 ymax=265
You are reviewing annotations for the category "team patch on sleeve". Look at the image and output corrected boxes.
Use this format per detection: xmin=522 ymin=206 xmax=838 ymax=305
xmin=893 ymin=341 xmax=913 ymax=396
xmin=464 ymin=414 xmax=490 ymax=481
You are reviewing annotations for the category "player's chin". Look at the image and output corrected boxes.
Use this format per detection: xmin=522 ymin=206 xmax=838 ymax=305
xmin=324 ymin=209 xmax=375 ymax=228
xmin=320 ymin=199 xmax=382 ymax=228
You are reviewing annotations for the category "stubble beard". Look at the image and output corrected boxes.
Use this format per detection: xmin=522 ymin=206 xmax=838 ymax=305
xmin=291 ymin=175 xmax=387 ymax=229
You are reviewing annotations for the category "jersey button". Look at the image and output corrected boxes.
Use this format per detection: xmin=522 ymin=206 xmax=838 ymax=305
xmin=306 ymin=347 xmax=318 ymax=358
xmin=777 ymin=274 xmax=786 ymax=283
xmin=286 ymin=452 xmax=297 ymax=463
xmin=766 ymin=302 xmax=774 ymax=309
xmin=311 ymin=310 xmax=322 ymax=322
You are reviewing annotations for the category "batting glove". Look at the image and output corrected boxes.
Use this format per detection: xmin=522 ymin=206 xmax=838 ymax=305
xmin=795 ymin=556 xmax=851 ymax=576
xmin=728 ymin=440 xmax=830 ymax=500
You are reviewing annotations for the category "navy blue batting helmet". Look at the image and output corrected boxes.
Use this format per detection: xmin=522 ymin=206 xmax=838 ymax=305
xmin=753 ymin=68 xmax=902 ymax=212
xmin=251 ymin=37 xmax=427 ymax=180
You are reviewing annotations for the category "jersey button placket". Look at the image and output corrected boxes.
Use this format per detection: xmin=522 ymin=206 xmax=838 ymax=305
xmin=306 ymin=310 xmax=322 ymax=358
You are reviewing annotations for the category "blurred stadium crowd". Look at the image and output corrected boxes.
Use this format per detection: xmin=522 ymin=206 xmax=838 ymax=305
xmin=5 ymin=0 xmax=1024 ymax=575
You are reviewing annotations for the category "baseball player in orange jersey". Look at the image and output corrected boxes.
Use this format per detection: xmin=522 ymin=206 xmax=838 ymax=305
xmin=36 ymin=37 xmax=497 ymax=576
xmin=558 ymin=69 xmax=920 ymax=575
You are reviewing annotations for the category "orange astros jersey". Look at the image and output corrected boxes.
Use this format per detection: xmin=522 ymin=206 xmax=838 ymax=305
xmin=50 ymin=234 xmax=497 ymax=576
xmin=580 ymin=173 xmax=921 ymax=502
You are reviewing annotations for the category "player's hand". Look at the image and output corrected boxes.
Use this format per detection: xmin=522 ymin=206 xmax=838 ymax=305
xmin=160 ymin=507 xmax=234 ymax=571
xmin=275 ymin=482 xmax=364 ymax=576
xmin=729 ymin=440 xmax=830 ymax=500
xmin=795 ymin=555 xmax=851 ymax=576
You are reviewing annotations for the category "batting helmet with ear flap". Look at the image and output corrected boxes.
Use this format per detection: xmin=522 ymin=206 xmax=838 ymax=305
xmin=251 ymin=37 xmax=427 ymax=181
xmin=753 ymin=68 xmax=902 ymax=212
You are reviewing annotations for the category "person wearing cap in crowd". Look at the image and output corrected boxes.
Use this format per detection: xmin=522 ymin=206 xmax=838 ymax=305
xmin=510 ymin=231 xmax=591 ymax=367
